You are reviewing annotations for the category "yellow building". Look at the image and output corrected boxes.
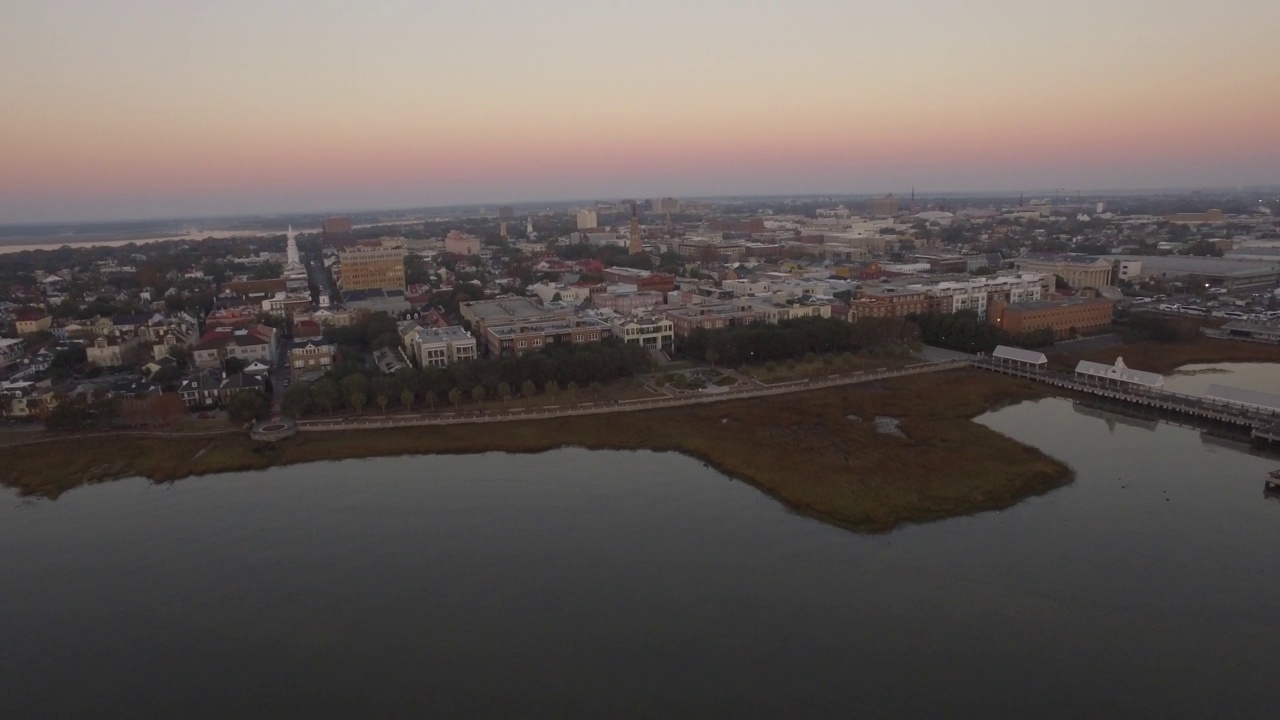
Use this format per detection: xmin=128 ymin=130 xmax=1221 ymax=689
xmin=337 ymin=242 xmax=407 ymax=292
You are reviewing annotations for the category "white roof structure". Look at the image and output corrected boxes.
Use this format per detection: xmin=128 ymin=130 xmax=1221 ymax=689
xmin=992 ymin=345 xmax=1048 ymax=365
xmin=1075 ymin=357 xmax=1165 ymax=389
xmin=1204 ymin=384 xmax=1280 ymax=413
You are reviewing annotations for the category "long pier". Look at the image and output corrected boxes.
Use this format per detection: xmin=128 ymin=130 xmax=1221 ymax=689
xmin=969 ymin=359 xmax=1280 ymax=441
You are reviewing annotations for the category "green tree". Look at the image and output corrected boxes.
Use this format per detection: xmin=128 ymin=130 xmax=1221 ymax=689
xmin=423 ymin=390 xmax=437 ymax=412
xmin=227 ymin=391 xmax=269 ymax=425
xmin=282 ymin=384 xmax=311 ymax=417
xmin=544 ymin=380 xmax=560 ymax=400
xmin=400 ymin=389 xmax=415 ymax=413
xmin=350 ymin=391 xmax=367 ymax=414
xmin=497 ymin=381 xmax=512 ymax=403
xmin=224 ymin=357 xmax=247 ymax=375
xmin=449 ymin=387 xmax=463 ymax=408
xmin=566 ymin=381 xmax=579 ymax=402
xmin=340 ymin=374 xmax=369 ymax=411
xmin=521 ymin=379 xmax=537 ymax=405
xmin=705 ymin=346 xmax=720 ymax=367
xmin=311 ymin=379 xmax=340 ymax=415
xmin=471 ymin=384 xmax=486 ymax=405
xmin=376 ymin=393 xmax=389 ymax=415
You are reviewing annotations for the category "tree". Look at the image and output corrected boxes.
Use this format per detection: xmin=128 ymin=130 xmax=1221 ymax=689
xmin=497 ymin=381 xmax=512 ymax=404
xmin=350 ymin=392 xmax=367 ymax=414
xmin=521 ymin=379 xmax=537 ymax=405
xmin=340 ymin=374 xmax=368 ymax=411
xmin=544 ymin=380 xmax=560 ymax=400
xmin=423 ymin=390 xmax=437 ymax=412
xmin=400 ymin=389 xmax=415 ymax=413
xmin=227 ymin=391 xmax=269 ymax=425
xmin=311 ymin=379 xmax=340 ymax=415
xmin=449 ymin=387 xmax=463 ymax=408
xmin=590 ymin=380 xmax=603 ymax=398
xmin=224 ymin=357 xmax=247 ymax=375
xmin=471 ymin=384 xmax=486 ymax=405
xmin=566 ymin=381 xmax=579 ymax=402
xmin=376 ymin=393 xmax=389 ymax=415
xmin=283 ymin=384 xmax=311 ymax=417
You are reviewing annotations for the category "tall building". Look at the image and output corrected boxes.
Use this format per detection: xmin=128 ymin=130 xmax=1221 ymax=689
xmin=651 ymin=197 xmax=681 ymax=214
xmin=322 ymin=217 xmax=354 ymax=247
xmin=282 ymin=225 xmax=308 ymax=291
xmin=576 ymin=209 xmax=599 ymax=230
xmin=337 ymin=241 xmax=407 ymax=293
xmin=445 ymin=230 xmax=482 ymax=256
xmin=629 ymin=206 xmax=642 ymax=255
xmin=869 ymin=194 xmax=900 ymax=217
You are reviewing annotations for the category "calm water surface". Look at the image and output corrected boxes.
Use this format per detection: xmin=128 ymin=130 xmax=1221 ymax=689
xmin=3 ymin=370 xmax=1280 ymax=717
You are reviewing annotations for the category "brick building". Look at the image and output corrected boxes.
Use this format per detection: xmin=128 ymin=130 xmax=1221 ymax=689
xmin=987 ymin=297 xmax=1115 ymax=338
xmin=849 ymin=286 xmax=930 ymax=320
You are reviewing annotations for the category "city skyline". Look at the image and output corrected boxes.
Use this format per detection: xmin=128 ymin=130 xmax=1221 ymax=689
xmin=3 ymin=0 xmax=1278 ymax=223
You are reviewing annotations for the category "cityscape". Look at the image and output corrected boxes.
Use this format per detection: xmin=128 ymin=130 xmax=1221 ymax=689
xmin=3 ymin=1 xmax=1280 ymax=717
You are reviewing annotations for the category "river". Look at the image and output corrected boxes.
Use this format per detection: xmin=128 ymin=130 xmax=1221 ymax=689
xmin=2 ymin=367 xmax=1279 ymax=716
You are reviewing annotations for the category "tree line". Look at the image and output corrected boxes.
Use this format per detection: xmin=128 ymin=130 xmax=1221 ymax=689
xmin=282 ymin=338 xmax=652 ymax=417
xmin=680 ymin=316 xmax=920 ymax=367
xmin=911 ymin=311 xmax=1055 ymax=354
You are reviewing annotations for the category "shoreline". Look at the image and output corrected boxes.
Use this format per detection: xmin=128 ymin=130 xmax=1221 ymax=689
xmin=0 ymin=371 xmax=1072 ymax=533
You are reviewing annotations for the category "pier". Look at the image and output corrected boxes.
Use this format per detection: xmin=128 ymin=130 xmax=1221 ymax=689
xmin=969 ymin=359 xmax=1280 ymax=438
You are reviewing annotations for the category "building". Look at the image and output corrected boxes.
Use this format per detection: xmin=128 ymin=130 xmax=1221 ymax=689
xmin=0 ymin=338 xmax=26 ymax=369
xmin=402 ymin=324 xmax=478 ymax=368
xmin=445 ymin=230 xmax=483 ymax=256
xmin=629 ymin=206 xmax=642 ymax=255
xmin=85 ymin=334 xmax=143 ymax=367
xmin=337 ymin=241 xmax=407 ymax=292
xmin=601 ymin=267 xmax=676 ymax=293
xmin=322 ymin=217 xmax=354 ymax=247
xmin=576 ymin=209 xmax=599 ymax=230
xmin=1167 ymin=209 xmax=1224 ymax=223
xmin=708 ymin=218 xmax=766 ymax=234
xmin=608 ymin=312 xmax=674 ymax=351
xmin=869 ymin=194 xmax=900 ymax=217
xmin=591 ymin=290 xmax=664 ymax=315
xmin=907 ymin=273 xmax=1047 ymax=320
xmin=664 ymin=303 xmax=758 ymax=338
xmin=14 ymin=309 xmax=52 ymax=335
xmin=988 ymin=297 xmax=1114 ymax=338
xmin=991 ymin=345 xmax=1048 ymax=371
xmin=734 ymin=296 xmax=832 ymax=323
xmin=288 ymin=339 xmax=335 ymax=375
xmin=1204 ymin=384 xmax=1280 ymax=414
xmin=460 ymin=297 xmax=567 ymax=332
xmin=1075 ymin=357 xmax=1164 ymax=390
xmin=850 ymin=286 xmax=930 ymax=320
xmin=528 ymin=282 xmax=590 ymax=306
xmin=192 ymin=325 xmax=279 ymax=369
xmin=651 ymin=197 xmax=682 ymax=214
xmin=1014 ymin=253 xmax=1113 ymax=289
xmin=479 ymin=316 xmax=612 ymax=358
xmin=1110 ymin=255 xmax=1280 ymax=290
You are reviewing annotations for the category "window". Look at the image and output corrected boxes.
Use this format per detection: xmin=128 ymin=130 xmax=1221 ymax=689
xmin=518 ymin=340 xmax=527 ymax=348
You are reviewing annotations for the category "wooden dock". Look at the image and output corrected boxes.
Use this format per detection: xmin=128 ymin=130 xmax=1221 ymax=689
xmin=970 ymin=360 xmax=1280 ymax=436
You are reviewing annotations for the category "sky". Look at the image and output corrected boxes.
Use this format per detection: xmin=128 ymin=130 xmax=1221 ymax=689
xmin=2 ymin=0 xmax=1278 ymax=223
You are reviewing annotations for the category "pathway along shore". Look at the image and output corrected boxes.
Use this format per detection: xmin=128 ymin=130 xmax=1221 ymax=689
xmin=295 ymin=361 xmax=967 ymax=432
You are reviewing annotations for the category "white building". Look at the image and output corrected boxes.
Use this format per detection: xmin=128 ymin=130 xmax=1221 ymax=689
xmin=528 ymin=282 xmax=590 ymax=306
xmin=576 ymin=209 xmax=599 ymax=230
xmin=401 ymin=324 xmax=478 ymax=368
xmin=608 ymin=312 xmax=674 ymax=351
xmin=907 ymin=273 xmax=1046 ymax=320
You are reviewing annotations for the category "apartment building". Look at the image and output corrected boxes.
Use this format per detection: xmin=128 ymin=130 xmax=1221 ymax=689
xmin=401 ymin=324 xmax=478 ymax=368
xmin=337 ymin=241 xmax=407 ymax=292
xmin=664 ymin=303 xmax=758 ymax=338
xmin=480 ymin=316 xmax=612 ymax=358
xmin=850 ymin=286 xmax=930 ymax=320
xmin=289 ymin=339 xmax=336 ymax=374
xmin=609 ymin=313 xmax=674 ymax=351
xmin=907 ymin=273 xmax=1047 ymax=320
xmin=734 ymin=296 xmax=832 ymax=324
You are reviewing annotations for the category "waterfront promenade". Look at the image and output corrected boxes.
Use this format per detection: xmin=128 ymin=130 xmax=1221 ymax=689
xmin=296 ymin=360 xmax=969 ymax=432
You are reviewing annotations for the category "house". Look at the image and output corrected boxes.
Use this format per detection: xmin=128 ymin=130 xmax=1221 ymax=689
xmin=179 ymin=370 xmax=224 ymax=408
xmin=289 ymin=339 xmax=336 ymax=374
xmin=14 ymin=309 xmax=52 ymax=335
xmin=217 ymin=372 xmax=267 ymax=404
xmin=401 ymin=323 xmax=478 ymax=368
xmin=85 ymin=334 xmax=144 ymax=368
xmin=192 ymin=325 xmax=279 ymax=369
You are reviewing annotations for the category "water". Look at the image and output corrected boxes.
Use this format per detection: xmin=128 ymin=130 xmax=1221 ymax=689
xmin=1165 ymin=362 xmax=1280 ymax=396
xmin=3 ymin=378 xmax=1280 ymax=716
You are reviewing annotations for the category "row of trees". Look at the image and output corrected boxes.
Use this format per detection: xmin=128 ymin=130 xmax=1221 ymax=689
xmin=681 ymin=317 xmax=919 ymax=367
xmin=44 ymin=392 xmax=122 ymax=432
xmin=282 ymin=338 xmax=652 ymax=417
xmin=911 ymin=311 xmax=1055 ymax=354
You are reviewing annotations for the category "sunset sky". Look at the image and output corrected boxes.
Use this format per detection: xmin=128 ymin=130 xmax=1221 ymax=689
xmin=2 ymin=0 xmax=1278 ymax=222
